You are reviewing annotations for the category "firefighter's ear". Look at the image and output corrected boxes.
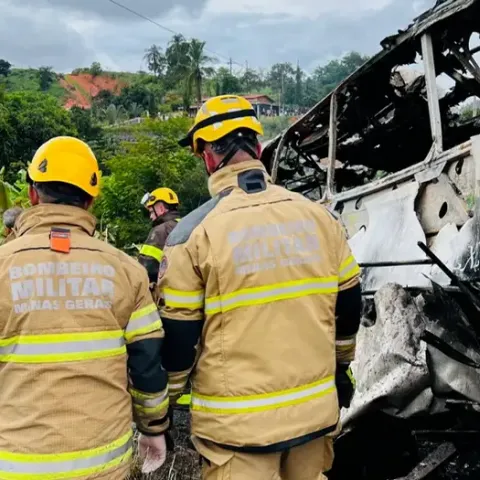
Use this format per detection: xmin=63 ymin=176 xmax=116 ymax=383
xmin=84 ymin=197 xmax=94 ymax=211
xmin=202 ymin=150 xmax=217 ymax=175
xmin=28 ymin=184 xmax=39 ymax=206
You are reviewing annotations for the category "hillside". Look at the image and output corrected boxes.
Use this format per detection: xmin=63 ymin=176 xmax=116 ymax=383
xmin=60 ymin=73 xmax=126 ymax=109
xmin=4 ymin=68 xmax=131 ymax=109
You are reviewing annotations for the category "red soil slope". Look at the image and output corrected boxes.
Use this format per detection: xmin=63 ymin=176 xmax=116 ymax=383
xmin=61 ymin=73 xmax=126 ymax=109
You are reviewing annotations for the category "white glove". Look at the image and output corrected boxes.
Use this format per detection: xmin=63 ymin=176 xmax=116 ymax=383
xmin=137 ymin=433 xmax=167 ymax=473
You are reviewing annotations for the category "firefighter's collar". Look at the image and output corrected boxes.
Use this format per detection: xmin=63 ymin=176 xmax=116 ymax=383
xmin=15 ymin=204 xmax=97 ymax=237
xmin=208 ymin=160 xmax=272 ymax=197
xmin=152 ymin=210 xmax=180 ymax=227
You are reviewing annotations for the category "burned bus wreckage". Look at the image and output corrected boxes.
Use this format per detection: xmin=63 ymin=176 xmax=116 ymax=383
xmin=260 ymin=0 xmax=480 ymax=478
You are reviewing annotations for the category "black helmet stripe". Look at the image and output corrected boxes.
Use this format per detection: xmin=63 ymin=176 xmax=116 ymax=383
xmin=178 ymin=108 xmax=257 ymax=147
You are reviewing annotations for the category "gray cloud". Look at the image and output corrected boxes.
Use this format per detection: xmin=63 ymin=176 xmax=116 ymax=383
xmin=10 ymin=0 xmax=208 ymax=22
xmin=0 ymin=1 xmax=91 ymax=70
xmin=0 ymin=0 xmax=437 ymax=74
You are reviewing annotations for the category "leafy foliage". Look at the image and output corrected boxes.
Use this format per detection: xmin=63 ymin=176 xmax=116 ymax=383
xmin=0 ymin=91 xmax=77 ymax=180
xmin=38 ymin=66 xmax=56 ymax=92
xmin=0 ymin=60 xmax=12 ymax=78
xmin=93 ymin=117 xmax=209 ymax=250
xmin=0 ymin=44 xmax=371 ymax=252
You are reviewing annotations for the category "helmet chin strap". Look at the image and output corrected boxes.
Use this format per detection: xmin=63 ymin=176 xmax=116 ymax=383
xmin=205 ymin=137 xmax=259 ymax=177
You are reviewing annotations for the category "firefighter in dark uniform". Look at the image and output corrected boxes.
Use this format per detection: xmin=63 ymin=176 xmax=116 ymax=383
xmin=139 ymin=188 xmax=191 ymax=408
xmin=139 ymin=188 xmax=181 ymax=284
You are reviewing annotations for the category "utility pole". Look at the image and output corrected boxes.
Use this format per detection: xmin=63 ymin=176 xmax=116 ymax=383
xmin=229 ymin=58 xmax=233 ymax=75
xmin=280 ymin=69 xmax=284 ymax=115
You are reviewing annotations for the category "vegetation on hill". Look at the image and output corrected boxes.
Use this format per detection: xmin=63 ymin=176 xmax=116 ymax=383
xmin=0 ymin=35 xmax=370 ymax=247
xmin=0 ymin=34 xmax=368 ymax=117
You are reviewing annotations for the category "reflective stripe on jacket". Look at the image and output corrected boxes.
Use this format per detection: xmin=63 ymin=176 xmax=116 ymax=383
xmin=139 ymin=212 xmax=180 ymax=283
xmin=0 ymin=205 xmax=169 ymax=480
xmin=158 ymin=160 xmax=361 ymax=450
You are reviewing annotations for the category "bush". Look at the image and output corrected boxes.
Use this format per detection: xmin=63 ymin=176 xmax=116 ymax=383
xmin=94 ymin=116 xmax=208 ymax=250
xmin=261 ymin=115 xmax=292 ymax=140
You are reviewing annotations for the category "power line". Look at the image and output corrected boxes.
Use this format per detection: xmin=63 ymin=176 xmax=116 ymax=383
xmin=105 ymin=0 xmax=243 ymax=67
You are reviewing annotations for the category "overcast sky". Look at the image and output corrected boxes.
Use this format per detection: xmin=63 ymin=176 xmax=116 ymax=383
xmin=0 ymin=0 xmax=437 ymax=74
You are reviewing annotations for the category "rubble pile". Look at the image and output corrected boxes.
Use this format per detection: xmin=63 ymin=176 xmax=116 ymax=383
xmin=328 ymin=283 xmax=480 ymax=480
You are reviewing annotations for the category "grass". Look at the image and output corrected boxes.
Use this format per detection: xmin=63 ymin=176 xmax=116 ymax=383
xmin=6 ymin=69 xmax=66 ymax=101
xmin=261 ymin=115 xmax=293 ymax=141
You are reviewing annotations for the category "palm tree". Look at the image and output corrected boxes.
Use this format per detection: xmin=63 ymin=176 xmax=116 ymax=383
xmin=143 ymin=45 xmax=166 ymax=78
xmin=103 ymin=104 xmax=127 ymax=125
xmin=186 ymin=39 xmax=215 ymax=104
xmin=166 ymin=35 xmax=189 ymax=70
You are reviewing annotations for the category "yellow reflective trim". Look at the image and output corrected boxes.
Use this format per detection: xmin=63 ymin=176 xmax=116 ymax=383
xmin=0 ymin=451 xmax=133 ymax=480
xmin=0 ymin=330 xmax=123 ymax=347
xmin=205 ymin=277 xmax=338 ymax=315
xmin=339 ymin=255 xmax=361 ymax=284
xmin=193 ymin=376 xmax=333 ymax=402
xmin=139 ymin=244 xmax=163 ymax=262
xmin=163 ymin=288 xmax=204 ymax=297
xmin=124 ymin=320 xmax=162 ymax=342
xmin=336 ymin=345 xmax=355 ymax=351
xmin=163 ymin=288 xmax=204 ymax=310
xmin=340 ymin=256 xmax=354 ymax=271
xmin=192 ymin=389 xmax=336 ymax=415
xmin=134 ymin=398 xmax=169 ymax=414
xmin=0 ymin=430 xmax=132 ymax=463
xmin=130 ymin=303 xmax=157 ymax=321
xmin=130 ymin=388 xmax=163 ymax=401
xmin=0 ymin=330 xmax=126 ymax=364
xmin=0 ymin=349 xmax=126 ymax=364
xmin=177 ymin=393 xmax=192 ymax=405
xmin=192 ymin=377 xmax=336 ymax=414
xmin=346 ymin=367 xmax=356 ymax=387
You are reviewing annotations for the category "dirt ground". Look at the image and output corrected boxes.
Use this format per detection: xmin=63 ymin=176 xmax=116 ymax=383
xmin=129 ymin=410 xmax=201 ymax=480
xmin=128 ymin=411 xmax=480 ymax=480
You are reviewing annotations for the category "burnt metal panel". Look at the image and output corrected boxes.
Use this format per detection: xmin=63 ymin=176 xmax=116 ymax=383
xmin=349 ymin=181 xmax=430 ymax=292
xmin=417 ymin=173 xmax=470 ymax=234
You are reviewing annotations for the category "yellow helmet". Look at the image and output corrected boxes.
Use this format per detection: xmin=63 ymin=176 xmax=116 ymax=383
xmin=179 ymin=95 xmax=264 ymax=154
xmin=28 ymin=136 xmax=101 ymax=198
xmin=141 ymin=187 xmax=179 ymax=209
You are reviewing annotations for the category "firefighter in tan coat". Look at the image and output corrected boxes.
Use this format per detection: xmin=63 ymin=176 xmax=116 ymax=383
xmin=154 ymin=95 xmax=362 ymax=479
xmin=0 ymin=136 xmax=170 ymax=480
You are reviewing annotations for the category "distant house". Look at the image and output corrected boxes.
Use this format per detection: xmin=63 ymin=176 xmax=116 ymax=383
xmin=189 ymin=94 xmax=279 ymax=117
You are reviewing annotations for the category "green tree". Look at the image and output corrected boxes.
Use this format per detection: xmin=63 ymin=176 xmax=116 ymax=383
xmin=0 ymin=60 xmax=12 ymax=78
xmin=165 ymin=34 xmax=190 ymax=86
xmin=302 ymin=77 xmax=318 ymax=108
xmin=0 ymin=91 xmax=77 ymax=179
xmin=94 ymin=117 xmax=209 ymax=249
xmin=186 ymin=39 xmax=215 ymax=104
xmin=295 ymin=62 xmax=303 ymax=107
xmin=241 ymin=68 xmax=263 ymax=93
xmin=144 ymin=45 xmax=166 ymax=78
xmin=90 ymin=62 xmax=103 ymax=77
xmin=216 ymin=67 xmax=242 ymax=94
xmin=313 ymin=51 xmax=368 ymax=101
xmin=38 ymin=66 xmax=55 ymax=92
xmin=103 ymin=104 xmax=128 ymax=125
xmin=69 ymin=106 xmax=104 ymax=142
xmin=267 ymin=63 xmax=296 ymax=107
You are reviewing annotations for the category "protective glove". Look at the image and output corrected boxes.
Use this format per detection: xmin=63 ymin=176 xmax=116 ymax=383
xmin=335 ymin=362 xmax=356 ymax=409
xmin=138 ymin=433 xmax=167 ymax=474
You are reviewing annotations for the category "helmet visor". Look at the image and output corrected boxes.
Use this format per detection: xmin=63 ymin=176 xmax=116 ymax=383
xmin=140 ymin=192 xmax=150 ymax=207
